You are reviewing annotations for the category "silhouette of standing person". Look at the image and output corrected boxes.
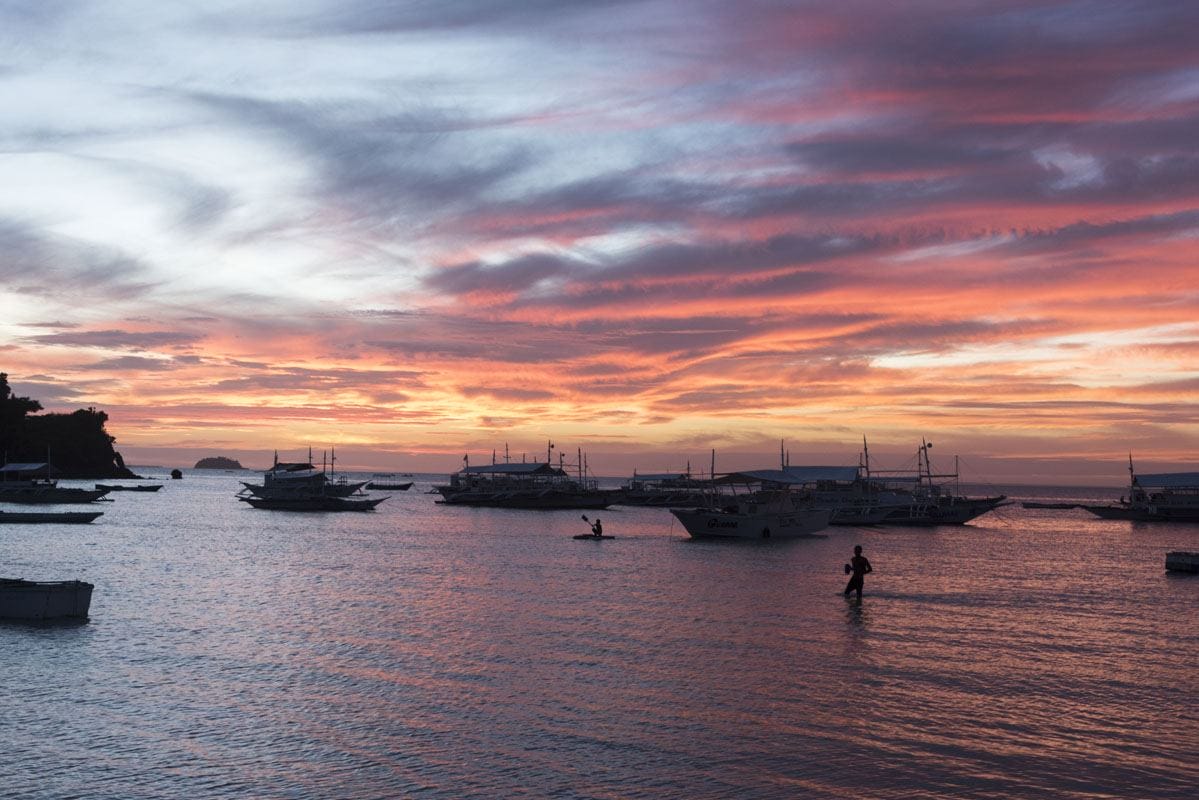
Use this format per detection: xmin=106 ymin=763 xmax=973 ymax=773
xmin=843 ymin=545 xmax=872 ymax=599
xmin=591 ymin=518 xmax=603 ymax=538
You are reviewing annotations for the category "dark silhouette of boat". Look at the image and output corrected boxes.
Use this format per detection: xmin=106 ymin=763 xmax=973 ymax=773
xmin=1083 ymin=457 xmax=1199 ymax=522
xmin=95 ymin=483 xmax=163 ymax=492
xmin=366 ymin=481 xmax=412 ymax=491
xmin=239 ymin=452 xmax=367 ymax=498
xmin=434 ymin=444 xmax=615 ymax=510
xmin=239 ymin=495 xmax=384 ymax=511
xmin=0 ymin=463 xmax=110 ymax=504
xmin=0 ymin=510 xmax=104 ymax=524
xmin=236 ymin=449 xmax=383 ymax=511
xmin=0 ymin=579 xmax=93 ymax=620
xmin=613 ymin=470 xmax=713 ymax=507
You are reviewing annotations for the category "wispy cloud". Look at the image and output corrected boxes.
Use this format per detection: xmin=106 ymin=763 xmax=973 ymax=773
xmin=2 ymin=0 xmax=1197 ymax=474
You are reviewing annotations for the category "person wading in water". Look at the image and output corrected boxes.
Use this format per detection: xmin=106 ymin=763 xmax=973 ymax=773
xmin=843 ymin=545 xmax=873 ymax=599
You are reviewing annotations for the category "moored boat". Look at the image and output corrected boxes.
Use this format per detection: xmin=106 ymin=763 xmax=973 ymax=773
xmin=0 ymin=579 xmax=93 ymax=620
xmin=436 ymin=447 xmax=615 ymax=510
xmin=1165 ymin=552 xmax=1199 ymax=573
xmin=239 ymin=495 xmax=385 ymax=511
xmin=613 ymin=470 xmax=713 ymax=507
xmin=783 ymin=440 xmax=1008 ymax=526
xmin=0 ymin=510 xmax=103 ymax=524
xmin=1083 ymin=459 xmax=1199 ymax=522
xmin=669 ymin=469 xmax=832 ymax=539
xmin=238 ymin=451 xmax=367 ymax=499
xmin=670 ymin=492 xmax=831 ymax=539
xmin=0 ymin=463 xmax=110 ymax=504
xmin=95 ymin=483 xmax=163 ymax=492
xmin=366 ymin=481 xmax=412 ymax=490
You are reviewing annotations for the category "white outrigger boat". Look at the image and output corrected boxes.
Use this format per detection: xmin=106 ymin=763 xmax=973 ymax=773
xmin=670 ymin=473 xmax=831 ymax=540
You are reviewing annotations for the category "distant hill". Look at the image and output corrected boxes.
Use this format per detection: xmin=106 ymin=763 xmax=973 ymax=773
xmin=194 ymin=456 xmax=245 ymax=470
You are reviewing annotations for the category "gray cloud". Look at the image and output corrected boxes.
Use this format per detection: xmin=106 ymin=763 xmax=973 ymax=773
xmin=26 ymin=329 xmax=203 ymax=349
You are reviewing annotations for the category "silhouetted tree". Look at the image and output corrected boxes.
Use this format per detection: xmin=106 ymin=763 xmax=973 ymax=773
xmin=0 ymin=372 xmax=42 ymax=460
xmin=0 ymin=374 xmax=133 ymax=476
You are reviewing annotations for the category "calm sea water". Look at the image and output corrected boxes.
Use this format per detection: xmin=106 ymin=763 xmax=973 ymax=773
xmin=2 ymin=473 xmax=1197 ymax=799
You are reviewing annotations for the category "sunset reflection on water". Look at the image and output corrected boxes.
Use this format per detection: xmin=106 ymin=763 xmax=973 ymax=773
xmin=1 ymin=476 xmax=1196 ymax=798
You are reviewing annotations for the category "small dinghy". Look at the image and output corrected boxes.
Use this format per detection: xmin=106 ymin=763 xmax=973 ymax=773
xmin=0 ymin=510 xmax=103 ymax=524
xmin=573 ymin=534 xmax=616 ymax=540
xmin=0 ymin=579 xmax=94 ymax=620
xmin=1165 ymin=552 xmax=1199 ymax=574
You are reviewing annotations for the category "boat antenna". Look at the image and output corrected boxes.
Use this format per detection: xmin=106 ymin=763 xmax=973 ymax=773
xmin=331 ymin=446 xmax=336 ymax=477
xmin=547 ymin=440 xmax=554 ymax=465
xmin=711 ymin=448 xmax=716 ymax=479
xmin=505 ymin=443 xmax=510 ymax=463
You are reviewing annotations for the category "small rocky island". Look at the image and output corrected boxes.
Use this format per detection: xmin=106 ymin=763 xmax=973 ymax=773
xmin=194 ymin=456 xmax=245 ymax=470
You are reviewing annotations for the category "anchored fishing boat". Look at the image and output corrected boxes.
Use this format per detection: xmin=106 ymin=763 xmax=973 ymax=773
xmin=236 ymin=448 xmax=382 ymax=511
xmin=0 ymin=463 xmax=110 ymax=504
xmin=435 ymin=445 xmax=615 ymax=510
xmin=669 ymin=473 xmax=831 ymax=539
xmin=238 ymin=449 xmax=368 ymax=499
xmin=95 ymin=483 xmax=163 ymax=492
xmin=1083 ymin=458 xmax=1199 ymax=522
xmin=239 ymin=495 xmax=384 ymax=512
xmin=613 ymin=469 xmax=713 ymax=507
xmin=791 ymin=439 xmax=1008 ymax=526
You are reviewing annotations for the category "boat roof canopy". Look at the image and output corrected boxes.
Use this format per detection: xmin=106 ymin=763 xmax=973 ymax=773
xmin=0 ymin=463 xmax=50 ymax=473
xmin=783 ymin=466 xmax=861 ymax=482
xmin=713 ymin=466 xmax=862 ymax=485
xmin=460 ymin=463 xmax=566 ymax=476
xmin=631 ymin=472 xmax=691 ymax=481
xmin=1136 ymin=472 xmax=1199 ymax=488
xmin=714 ymin=469 xmax=808 ymax=485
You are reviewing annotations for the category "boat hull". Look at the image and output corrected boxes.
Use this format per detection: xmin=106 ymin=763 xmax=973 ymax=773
xmin=0 ymin=511 xmax=103 ymax=524
xmin=0 ymin=487 xmax=110 ymax=504
xmin=240 ymin=496 xmax=384 ymax=511
xmin=96 ymin=484 xmax=163 ymax=492
xmin=868 ymin=497 xmax=1009 ymax=526
xmin=1083 ymin=504 xmax=1199 ymax=522
xmin=670 ymin=507 xmax=831 ymax=539
xmin=1166 ymin=552 xmax=1199 ymax=573
xmin=366 ymin=481 xmax=412 ymax=491
xmin=0 ymin=579 xmax=93 ymax=620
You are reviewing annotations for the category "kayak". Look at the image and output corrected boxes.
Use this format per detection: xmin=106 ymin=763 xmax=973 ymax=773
xmin=573 ymin=534 xmax=616 ymax=540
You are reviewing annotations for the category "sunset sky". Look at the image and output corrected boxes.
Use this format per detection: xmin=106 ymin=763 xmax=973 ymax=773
xmin=2 ymin=1 xmax=1197 ymax=482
